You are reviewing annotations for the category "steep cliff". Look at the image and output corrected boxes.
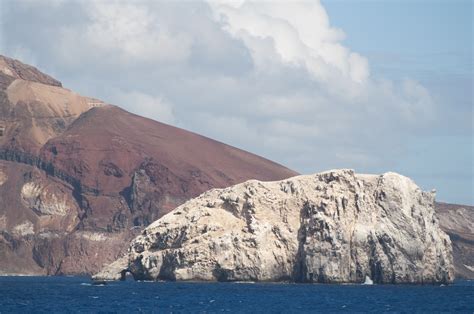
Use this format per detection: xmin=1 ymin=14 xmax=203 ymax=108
xmin=95 ymin=170 xmax=454 ymax=284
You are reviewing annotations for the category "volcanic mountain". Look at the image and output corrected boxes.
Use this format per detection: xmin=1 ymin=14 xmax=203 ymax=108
xmin=0 ymin=55 xmax=472 ymax=279
xmin=0 ymin=55 xmax=297 ymax=275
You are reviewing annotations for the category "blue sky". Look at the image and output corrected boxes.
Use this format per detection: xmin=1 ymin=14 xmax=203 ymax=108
xmin=1 ymin=0 xmax=472 ymax=204
xmin=323 ymin=0 xmax=473 ymax=204
xmin=324 ymin=0 xmax=471 ymax=54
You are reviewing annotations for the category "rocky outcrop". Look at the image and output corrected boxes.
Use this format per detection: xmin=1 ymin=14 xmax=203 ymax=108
xmin=94 ymin=170 xmax=454 ymax=284
xmin=21 ymin=181 xmax=74 ymax=216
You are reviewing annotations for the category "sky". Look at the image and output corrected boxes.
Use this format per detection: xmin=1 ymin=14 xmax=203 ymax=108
xmin=0 ymin=0 xmax=472 ymax=205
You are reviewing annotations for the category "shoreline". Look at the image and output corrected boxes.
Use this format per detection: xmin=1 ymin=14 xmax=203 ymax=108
xmin=1 ymin=274 xmax=468 ymax=285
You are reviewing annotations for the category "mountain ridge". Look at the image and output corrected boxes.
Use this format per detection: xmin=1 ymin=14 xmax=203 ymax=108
xmin=0 ymin=55 xmax=62 ymax=87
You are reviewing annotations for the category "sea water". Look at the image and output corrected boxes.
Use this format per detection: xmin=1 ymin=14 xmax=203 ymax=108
xmin=0 ymin=276 xmax=473 ymax=313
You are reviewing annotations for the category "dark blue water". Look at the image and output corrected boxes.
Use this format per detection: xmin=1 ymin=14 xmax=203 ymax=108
xmin=0 ymin=277 xmax=473 ymax=313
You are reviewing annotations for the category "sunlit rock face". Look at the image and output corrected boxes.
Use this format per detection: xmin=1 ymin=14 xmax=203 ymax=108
xmin=95 ymin=169 xmax=454 ymax=284
xmin=21 ymin=181 xmax=72 ymax=216
xmin=0 ymin=167 xmax=6 ymax=186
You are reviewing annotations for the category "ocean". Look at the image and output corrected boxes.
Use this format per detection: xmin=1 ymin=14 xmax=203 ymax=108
xmin=0 ymin=276 xmax=473 ymax=313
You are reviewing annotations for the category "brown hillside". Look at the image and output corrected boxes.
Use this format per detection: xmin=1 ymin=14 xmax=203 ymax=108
xmin=0 ymin=55 xmax=297 ymax=275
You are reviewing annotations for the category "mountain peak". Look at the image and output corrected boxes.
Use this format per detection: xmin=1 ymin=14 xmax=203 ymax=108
xmin=0 ymin=55 xmax=62 ymax=87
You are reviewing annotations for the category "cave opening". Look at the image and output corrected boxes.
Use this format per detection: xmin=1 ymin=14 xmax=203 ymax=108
xmin=120 ymin=269 xmax=134 ymax=281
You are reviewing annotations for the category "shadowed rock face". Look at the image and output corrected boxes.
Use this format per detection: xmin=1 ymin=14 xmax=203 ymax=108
xmin=435 ymin=202 xmax=474 ymax=279
xmin=94 ymin=170 xmax=454 ymax=284
xmin=0 ymin=55 xmax=297 ymax=275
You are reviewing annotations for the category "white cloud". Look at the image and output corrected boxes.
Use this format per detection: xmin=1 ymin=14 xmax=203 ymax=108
xmin=56 ymin=1 xmax=193 ymax=68
xmin=0 ymin=0 xmax=439 ymax=177
xmin=209 ymin=1 xmax=369 ymax=84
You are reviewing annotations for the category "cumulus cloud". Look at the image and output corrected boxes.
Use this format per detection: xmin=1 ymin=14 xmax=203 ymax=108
xmin=0 ymin=0 xmax=438 ymax=176
xmin=58 ymin=1 xmax=193 ymax=66
xmin=210 ymin=1 xmax=369 ymax=84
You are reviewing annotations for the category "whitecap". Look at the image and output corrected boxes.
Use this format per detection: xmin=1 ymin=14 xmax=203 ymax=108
xmin=362 ymin=276 xmax=374 ymax=285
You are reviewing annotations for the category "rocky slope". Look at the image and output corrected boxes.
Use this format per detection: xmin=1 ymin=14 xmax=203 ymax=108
xmin=0 ymin=55 xmax=297 ymax=275
xmin=435 ymin=202 xmax=474 ymax=279
xmin=94 ymin=170 xmax=454 ymax=284
xmin=0 ymin=56 xmax=61 ymax=87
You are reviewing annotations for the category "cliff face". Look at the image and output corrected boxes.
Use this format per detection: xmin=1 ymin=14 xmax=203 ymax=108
xmin=0 ymin=55 xmax=297 ymax=275
xmin=95 ymin=170 xmax=454 ymax=284
xmin=435 ymin=202 xmax=474 ymax=279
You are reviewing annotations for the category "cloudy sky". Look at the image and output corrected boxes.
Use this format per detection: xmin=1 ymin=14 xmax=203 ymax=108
xmin=1 ymin=0 xmax=472 ymax=204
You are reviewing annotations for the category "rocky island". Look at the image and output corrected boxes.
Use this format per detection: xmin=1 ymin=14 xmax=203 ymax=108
xmin=95 ymin=169 xmax=454 ymax=284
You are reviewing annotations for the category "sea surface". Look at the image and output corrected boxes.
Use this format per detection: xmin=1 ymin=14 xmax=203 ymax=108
xmin=0 ymin=276 xmax=473 ymax=313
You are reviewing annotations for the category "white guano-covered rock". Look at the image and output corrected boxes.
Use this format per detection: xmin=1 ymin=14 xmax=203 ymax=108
xmin=21 ymin=181 xmax=71 ymax=216
xmin=94 ymin=170 xmax=454 ymax=284
xmin=0 ymin=167 xmax=7 ymax=186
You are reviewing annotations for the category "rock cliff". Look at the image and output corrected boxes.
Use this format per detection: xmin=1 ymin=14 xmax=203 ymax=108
xmin=94 ymin=170 xmax=454 ymax=284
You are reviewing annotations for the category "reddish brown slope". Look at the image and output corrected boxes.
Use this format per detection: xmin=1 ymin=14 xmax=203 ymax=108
xmin=0 ymin=56 xmax=104 ymax=154
xmin=435 ymin=202 xmax=474 ymax=279
xmin=42 ymin=105 xmax=294 ymax=192
xmin=38 ymin=105 xmax=297 ymax=231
